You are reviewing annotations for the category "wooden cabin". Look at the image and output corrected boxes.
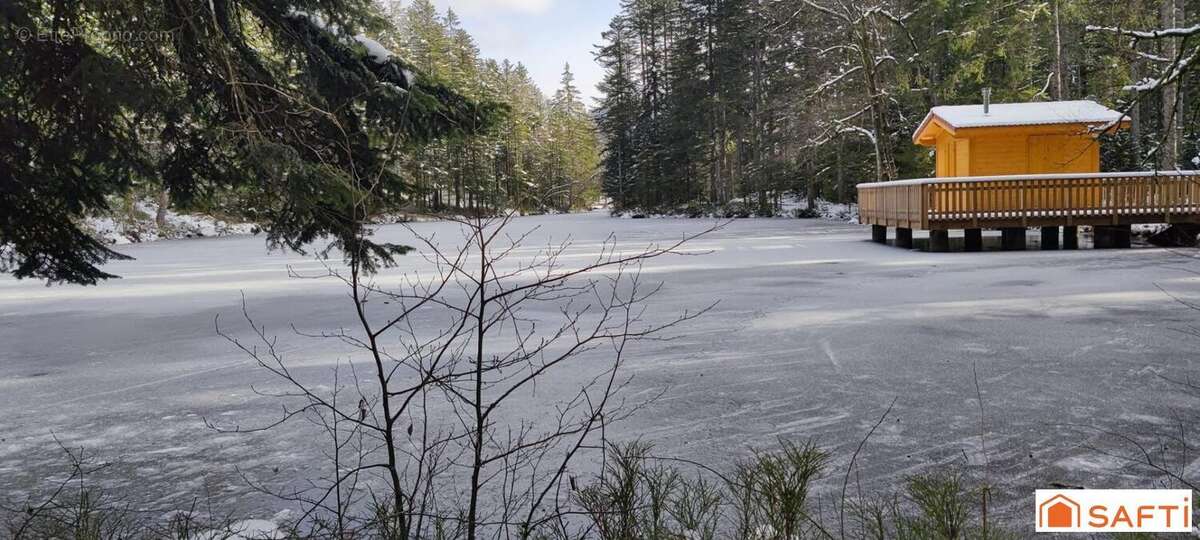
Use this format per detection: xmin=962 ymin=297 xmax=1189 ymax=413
xmin=858 ymin=100 xmax=1200 ymax=251
xmin=912 ymin=100 xmax=1129 ymax=178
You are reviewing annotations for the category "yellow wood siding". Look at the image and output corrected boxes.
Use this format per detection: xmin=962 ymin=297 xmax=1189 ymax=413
xmin=1027 ymin=134 xmax=1099 ymax=174
xmin=970 ymin=136 xmax=1029 ymax=176
xmin=925 ymin=127 xmax=1106 ymax=214
xmin=936 ymin=136 xmax=955 ymax=177
xmin=926 ymin=125 xmax=1103 ymax=179
xmin=954 ymin=138 xmax=970 ymax=176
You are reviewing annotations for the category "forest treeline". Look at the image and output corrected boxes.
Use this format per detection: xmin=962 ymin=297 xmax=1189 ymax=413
xmin=5 ymin=0 xmax=1199 ymax=283
xmin=376 ymin=0 xmax=601 ymax=213
xmin=595 ymin=0 xmax=1200 ymax=214
xmin=84 ymin=0 xmax=601 ymax=221
xmin=1 ymin=0 xmax=599 ymax=284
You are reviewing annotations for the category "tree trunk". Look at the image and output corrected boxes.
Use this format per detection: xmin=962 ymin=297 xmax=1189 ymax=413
xmin=155 ymin=188 xmax=169 ymax=228
xmin=1176 ymin=1 xmax=1186 ymax=166
xmin=856 ymin=17 xmax=898 ymax=182
xmin=1160 ymin=0 xmax=1181 ymax=169
xmin=1052 ymin=0 xmax=1068 ymax=100
xmin=1131 ymin=49 xmax=1143 ymax=165
xmin=835 ymin=136 xmax=846 ymax=202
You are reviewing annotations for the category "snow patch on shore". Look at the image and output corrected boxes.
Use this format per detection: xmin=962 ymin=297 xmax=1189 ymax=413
xmin=612 ymin=195 xmax=859 ymax=223
xmin=780 ymin=196 xmax=859 ymax=223
xmin=83 ymin=200 xmax=259 ymax=245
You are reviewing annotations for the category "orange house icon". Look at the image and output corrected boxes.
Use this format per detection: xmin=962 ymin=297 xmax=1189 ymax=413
xmin=1039 ymin=494 xmax=1081 ymax=528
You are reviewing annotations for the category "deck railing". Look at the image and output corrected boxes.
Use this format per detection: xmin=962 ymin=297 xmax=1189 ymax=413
xmin=857 ymin=171 xmax=1200 ymax=230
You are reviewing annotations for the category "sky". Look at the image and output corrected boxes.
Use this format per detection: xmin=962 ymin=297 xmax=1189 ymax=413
xmin=429 ymin=0 xmax=619 ymax=105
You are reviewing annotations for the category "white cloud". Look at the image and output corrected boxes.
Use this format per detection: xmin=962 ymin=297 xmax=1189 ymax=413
xmin=434 ymin=0 xmax=554 ymax=15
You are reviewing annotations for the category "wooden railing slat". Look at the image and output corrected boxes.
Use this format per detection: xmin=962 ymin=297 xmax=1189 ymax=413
xmin=859 ymin=172 xmax=1200 ymax=229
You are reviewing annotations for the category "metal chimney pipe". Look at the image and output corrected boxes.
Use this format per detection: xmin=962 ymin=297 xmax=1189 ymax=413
xmin=983 ymin=88 xmax=992 ymax=115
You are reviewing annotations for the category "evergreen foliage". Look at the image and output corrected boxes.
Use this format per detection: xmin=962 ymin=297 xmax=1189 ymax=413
xmin=1 ymin=0 xmax=500 ymax=283
xmin=596 ymin=0 xmax=1200 ymax=214
xmin=378 ymin=0 xmax=602 ymax=214
xmin=7 ymin=0 xmax=1199 ymax=281
xmin=2 ymin=0 xmax=602 ymax=284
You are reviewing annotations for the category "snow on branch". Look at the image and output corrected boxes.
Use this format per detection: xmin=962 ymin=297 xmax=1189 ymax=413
xmin=1087 ymin=22 xmax=1199 ymax=97
xmin=1124 ymin=48 xmax=1197 ymax=92
xmin=285 ymin=8 xmax=417 ymax=88
xmin=1086 ymin=24 xmax=1200 ymax=40
xmin=798 ymin=0 xmax=849 ymax=23
xmin=837 ymin=125 xmax=876 ymax=144
xmin=809 ymin=65 xmax=863 ymax=98
xmin=802 ymin=109 xmax=875 ymax=150
xmin=812 ymin=44 xmax=861 ymax=57
xmin=836 ymin=104 xmax=873 ymax=126
xmin=1135 ymin=51 xmax=1173 ymax=63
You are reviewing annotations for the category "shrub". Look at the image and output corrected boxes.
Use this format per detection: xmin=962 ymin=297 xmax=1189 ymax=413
xmin=682 ymin=202 xmax=713 ymax=218
xmin=720 ymin=201 xmax=751 ymax=218
xmin=7 ymin=441 xmax=1011 ymax=539
xmin=731 ymin=440 xmax=828 ymax=539
xmin=793 ymin=207 xmax=821 ymax=219
xmin=900 ymin=472 xmax=973 ymax=539
xmin=571 ymin=442 xmax=1012 ymax=540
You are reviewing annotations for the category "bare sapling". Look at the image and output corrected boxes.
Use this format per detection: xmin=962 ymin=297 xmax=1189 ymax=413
xmin=215 ymin=212 xmax=719 ymax=538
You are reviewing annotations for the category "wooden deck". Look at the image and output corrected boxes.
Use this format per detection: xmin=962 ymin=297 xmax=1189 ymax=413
xmin=857 ymin=171 xmax=1200 ymax=230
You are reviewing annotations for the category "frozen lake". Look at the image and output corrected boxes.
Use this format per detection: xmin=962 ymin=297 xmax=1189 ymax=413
xmin=4 ymin=212 xmax=1200 ymax=528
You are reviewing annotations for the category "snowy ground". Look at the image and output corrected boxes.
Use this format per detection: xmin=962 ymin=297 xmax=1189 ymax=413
xmin=5 ymin=212 xmax=1200 ymax=532
xmin=84 ymin=199 xmax=258 ymax=245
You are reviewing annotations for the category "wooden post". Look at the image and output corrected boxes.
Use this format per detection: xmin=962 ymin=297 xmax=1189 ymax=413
xmin=896 ymin=227 xmax=913 ymax=249
xmin=964 ymin=229 xmax=983 ymax=252
xmin=1062 ymin=226 xmax=1079 ymax=250
xmin=1001 ymin=228 xmax=1026 ymax=251
xmin=871 ymin=225 xmax=887 ymax=244
xmin=1040 ymin=226 xmax=1060 ymax=250
xmin=929 ymin=230 xmax=950 ymax=252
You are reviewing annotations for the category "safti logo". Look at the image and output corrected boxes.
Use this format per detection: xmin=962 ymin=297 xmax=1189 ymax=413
xmin=1038 ymin=493 xmax=1081 ymax=528
xmin=1035 ymin=489 xmax=1192 ymax=533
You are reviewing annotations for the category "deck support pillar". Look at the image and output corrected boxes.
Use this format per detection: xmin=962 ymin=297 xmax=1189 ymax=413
xmin=929 ymin=230 xmax=950 ymax=252
xmin=1114 ymin=225 xmax=1132 ymax=249
xmin=1062 ymin=226 xmax=1079 ymax=250
xmin=1093 ymin=226 xmax=1111 ymax=249
xmin=1095 ymin=225 xmax=1131 ymax=249
xmin=895 ymin=228 xmax=913 ymax=249
xmin=964 ymin=229 xmax=983 ymax=252
xmin=1040 ymin=226 xmax=1060 ymax=250
xmin=1001 ymin=228 xmax=1027 ymax=251
xmin=871 ymin=225 xmax=887 ymax=244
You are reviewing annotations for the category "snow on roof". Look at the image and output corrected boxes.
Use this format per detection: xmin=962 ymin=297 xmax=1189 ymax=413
xmin=913 ymin=100 xmax=1127 ymax=142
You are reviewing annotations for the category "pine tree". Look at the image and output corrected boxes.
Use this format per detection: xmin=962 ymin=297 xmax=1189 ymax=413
xmin=597 ymin=15 xmax=641 ymax=210
xmin=1 ymin=0 xmax=499 ymax=284
xmin=626 ymin=0 xmax=678 ymax=209
xmin=373 ymin=2 xmax=603 ymax=215
xmin=547 ymin=64 xmax=601 ymax=210
xmin=661 ymin=0 xmax=714 ymax=207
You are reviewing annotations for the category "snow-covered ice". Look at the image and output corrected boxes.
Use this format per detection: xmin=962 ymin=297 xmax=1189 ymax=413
xmin=4 ymin=212 xmax=1200 ymax=529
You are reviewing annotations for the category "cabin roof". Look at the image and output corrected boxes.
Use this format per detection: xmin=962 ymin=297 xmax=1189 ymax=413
xmin=912 ymin=100 xmax=1128 ymax=143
